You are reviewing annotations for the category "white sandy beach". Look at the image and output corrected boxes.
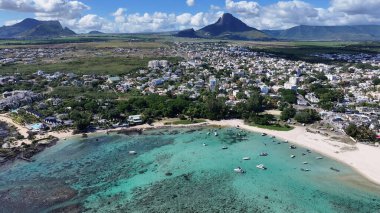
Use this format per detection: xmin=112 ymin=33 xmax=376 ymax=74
xmin=208 ymin=119 xmax=380 ymax=186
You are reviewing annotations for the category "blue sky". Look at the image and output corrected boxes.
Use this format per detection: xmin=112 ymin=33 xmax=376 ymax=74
xmin=0 ymin=0 xmax=379 ymax=33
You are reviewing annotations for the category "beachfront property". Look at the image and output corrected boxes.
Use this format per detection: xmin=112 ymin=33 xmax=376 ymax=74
xmin=128 ymin=115 xmax=143 ymax=125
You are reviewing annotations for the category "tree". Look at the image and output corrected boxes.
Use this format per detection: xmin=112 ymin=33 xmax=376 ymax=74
xmin=280 ymin=89 xmax=297 ymax=104
xmin=345 ymin=124 xmax=376 ymax=142
xmin=294 ymin=109 xmax=320 ymax=124
xmin=280 ymin=106 xmax=296 ymax=121
xmin=246 ymin=92 xmax=265 ymax=115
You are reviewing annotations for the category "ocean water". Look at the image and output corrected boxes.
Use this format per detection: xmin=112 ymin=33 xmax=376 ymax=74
xmin=0 ymin=127 xmax=380 ymax=213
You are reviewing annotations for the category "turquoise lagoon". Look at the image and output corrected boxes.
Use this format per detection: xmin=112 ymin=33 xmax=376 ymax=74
xmin=0 ymin=127 xmax=380 ymax=213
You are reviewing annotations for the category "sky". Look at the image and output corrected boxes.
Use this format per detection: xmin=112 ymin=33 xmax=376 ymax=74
xmin=0 ymin=0 xmax=380 ymax=33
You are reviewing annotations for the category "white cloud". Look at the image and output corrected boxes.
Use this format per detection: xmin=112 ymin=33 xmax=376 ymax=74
xmin=330 ymin=0 xmax=380 ymax=15
xmin=0 ymin=0 xmax=90 ymax=20
xmin=210 ymin=5 xmax=221 ymax=11
xmin=225 ymin=0 xmax=260 ymax=16
xmin=225 ymin=0 xmax=380 ymax=30
xmin=186 ymin=0 xmax=195 ymax=7
xmin=112 ymin=8 xmax=126 ymax=23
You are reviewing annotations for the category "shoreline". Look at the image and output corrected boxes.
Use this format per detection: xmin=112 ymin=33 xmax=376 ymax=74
xmin=76 ymin=119 xmax=380 ymax=186
xmin=207 ymin=119 xmax=380 ymax=186
xmin=3 ymin=116 xmax=380 ymax=186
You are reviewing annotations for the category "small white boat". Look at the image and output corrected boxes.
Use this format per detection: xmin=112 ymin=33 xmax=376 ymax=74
xmin=63 ymin=138 xmax=67 ymax=140
xmin=303 ymin=162 xmax=308 ymax=164
xmin=256 ymin=164 xmax=267 ymax=170
xmin=214 ymin=132 xmax=218 ymax=136
xmin=203 ymin=143 xmax=207 ymax=146
xmin=284 ymin=140 xmax=289 ymax=143
xmin=242 ymin=157 xmax=251 ymax=160
xmin=259 ymin=152 xmax=268 ymax=156
xmin=261 ymin=133 xmax=267 ymax=136
xmin=207 ymin=132 xmax=210 ymax=135
xmin=301 ymin=168 xmax=311 ymax=172
xmin=290 ymin=145 xmax=297 ymax=149
xmin=129 ymin=151 xmax=137 ymax=155
xmin=291 ymin=155 xmax=296 ymax=158
xmin=222 ymin=146 xmax=228 ymax=150
xmin=316 ymin=157 xmax=323 ymax=160
xmin=234 ymin=167 xmax=245 ymax=173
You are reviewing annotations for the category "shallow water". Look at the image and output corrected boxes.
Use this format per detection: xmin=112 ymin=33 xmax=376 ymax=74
xmin=0 ymin=127 xmax=380 ymax=213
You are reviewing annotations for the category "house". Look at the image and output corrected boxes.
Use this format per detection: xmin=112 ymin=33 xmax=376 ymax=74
xmin=128 ymin=115 xmax=143 ymax=125
xmin=44 ymin=117 xmax=63 ymax=126
xmin=107 ymin=76 xmax=121 ymax=84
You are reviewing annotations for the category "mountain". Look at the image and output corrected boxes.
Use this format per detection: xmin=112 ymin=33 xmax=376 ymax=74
xmin=264 ymin=25 xmax=380 ymax=41
xmin=88 ymin=31 xmax=104 ymax=35
xmin=177 ymin=28 xmax=199 ymax=38
xmin=0 ymin=18 xmax=76 ymax=39
xmin=176 ymin=13 xmax=270 ymax=41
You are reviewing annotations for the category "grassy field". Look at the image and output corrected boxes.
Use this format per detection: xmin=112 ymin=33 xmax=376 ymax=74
xmin=0 ymin=56 xmax=182 ymax=75
xmin=164 ymin=119 xmax=207 ymax=125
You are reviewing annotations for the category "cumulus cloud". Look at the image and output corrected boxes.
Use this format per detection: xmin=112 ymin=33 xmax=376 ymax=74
xmin=225 ymin=0 xmax=380 ymax=29
xmin=186 ymin=0 xmax=195 ymax=7
xmin=0 ymin=0 xmax=90 ymax=19
xmin=225 ymin=0 xmax=260 ymax=15
xmin=330 ymin=0 xmax=380 ymax=15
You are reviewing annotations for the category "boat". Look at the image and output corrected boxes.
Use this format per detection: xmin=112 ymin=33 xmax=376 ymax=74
xmin=301 ymin=168 xmax=311 ymax=172
xmin=291 ymin=155 xmax=296 ymax=158
xmin=203 ymin=143 xmax=207 ymax=146
xmin=302 ymin=153 xmax=306 ymax=156
xmin=207 ymin=132 xmax=210 ymax=135
xmin=316 ymin=157 xmax=323 ymax=160
xmin=242 ymin=157 xmax=251 ymax=160
xmin=271 ymin=136 xmax=276 ymax=139
xmin=129 ymin=151 xmax=137 ymax=155
xmin=290 ymin=145 xmax=297 ymax=149
xmin=214 ymin=131 xmax=218 ymax=136
xmin=222 ymin=146 xmax=228 ymax=150
xmin=284 ymin=140 xmax=289 ymax=143
xmin=261 ymin=133 xmax=267 ymax=136
xmin=303 ymin=162 xmax=308 ymax=164
xmin=256 ymin=164 xmax=267 ymax=170
xmin=234 ymin=167 xmax=245 ymax=173
xmin=306 ymin=149 xmax=311 ymax=153
xmin=259 ymin=152 xmax=268 ymax=156
xmin=330 ymin=167 xmax=340 ymax=172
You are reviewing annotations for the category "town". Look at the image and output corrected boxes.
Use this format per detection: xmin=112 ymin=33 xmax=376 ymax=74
xmin=1 ymin=41 xmax=379 ymax=153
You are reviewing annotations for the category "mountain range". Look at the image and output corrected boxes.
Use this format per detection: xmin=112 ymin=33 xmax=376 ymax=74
xmin=1 ymin=16 xmax=380 ymax=41
xmin=177 ymin=13 xmax=380 ymax=41
xmin=0 ymin=18 xmax=76 ymax=39
xmin=264 ymin=25 xmax=380 ymax=41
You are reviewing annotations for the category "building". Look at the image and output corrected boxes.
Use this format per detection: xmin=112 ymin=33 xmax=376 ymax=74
xmin=209 ymin=76 xmax=217 ymax=92
xmin=128 ymin=115 xmax=143 ymax=125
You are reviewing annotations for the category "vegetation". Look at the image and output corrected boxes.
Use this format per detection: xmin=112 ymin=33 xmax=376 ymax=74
xmin=280 ymin=106 xmax=296 ymax=121
xmin=294 ymin=109 xmax=320 ymax=124
xmin=345 ymin=124 xmax=377 ymax=142
xmin=164 ymin=119 xmax=206 ymax=125
xmin=1 ymin=56 xmax=182 ymax=75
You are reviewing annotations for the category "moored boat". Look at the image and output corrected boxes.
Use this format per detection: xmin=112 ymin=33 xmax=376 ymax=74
xmin=256 ymin=164 xmax=267 ymax=170
xmin=242 ymin=157 xmax=251 ymax=160
xmin=234 ymin=167 xmax=245 ymax=173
